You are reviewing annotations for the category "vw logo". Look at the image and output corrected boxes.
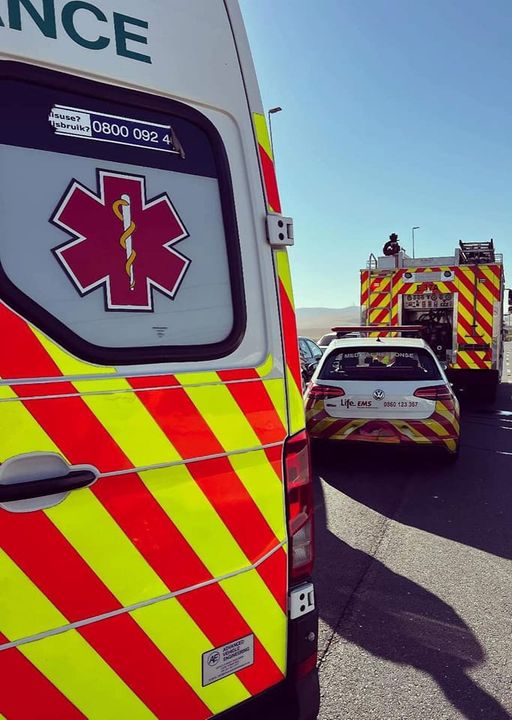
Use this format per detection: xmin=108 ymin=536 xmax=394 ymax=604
xmin=373 ymin=389 xmax=385 ymax=401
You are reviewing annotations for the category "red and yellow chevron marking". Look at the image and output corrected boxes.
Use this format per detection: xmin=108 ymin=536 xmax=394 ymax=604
xmin=0 ymin=303 xmax=289 ymax=718
xmin=360 ymin=270 xmax=370 ymax=311
xmin=364 ymin=264 xmax=503 ymax=371
xmin=276 ymin=250 xmax=305 ymax=436
xmin=306 ymin=398 xmax=459 ymax=453
xmin=253 ymin=113 xmax=281 ymax=214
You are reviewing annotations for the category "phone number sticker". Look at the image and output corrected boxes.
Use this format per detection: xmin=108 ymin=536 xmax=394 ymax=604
xmin=49 ymin=105 xmax=185 ymax=157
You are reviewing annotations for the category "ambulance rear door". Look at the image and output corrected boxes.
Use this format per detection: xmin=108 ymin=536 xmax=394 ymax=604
xmin=0 ymin=2 xmax=293 ymax=718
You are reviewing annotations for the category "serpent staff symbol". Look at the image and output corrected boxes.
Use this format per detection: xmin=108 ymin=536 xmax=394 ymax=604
xmin=113 ymin=193 xmax=137 ymax=290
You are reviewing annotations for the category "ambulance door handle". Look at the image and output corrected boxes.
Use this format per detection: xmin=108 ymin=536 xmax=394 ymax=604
xmin=0 ymin=469 xmax=96 ymax=503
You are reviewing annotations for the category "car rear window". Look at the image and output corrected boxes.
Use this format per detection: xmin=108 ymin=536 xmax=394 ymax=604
xmin=320 ymin=347 xmax=442 ymax=381
xmin=319 ymin=333 xmax=335 ymax=346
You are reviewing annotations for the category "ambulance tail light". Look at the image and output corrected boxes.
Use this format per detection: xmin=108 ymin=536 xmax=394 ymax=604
xmin=414 ymin=384 xmax=452 ymax=401
xmin=285 ymin=430 xmax=314 ymax=582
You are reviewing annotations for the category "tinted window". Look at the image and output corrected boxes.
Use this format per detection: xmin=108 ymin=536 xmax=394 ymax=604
xmin=299 ymin=338 xmax=312 ymax=359
xmin=306 ymin=339 xmax=322 ymax=358
xmin=320 ymin=347 xmax=441 ymax=381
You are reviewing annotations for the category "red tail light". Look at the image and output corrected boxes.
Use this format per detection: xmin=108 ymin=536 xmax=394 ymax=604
xmin=305 ymin=384 xmax=345 ymax=410
xmin=284 ymin=430 xmax=314 ymax=582
xmin=414 ymin=384 xmax=453 ymax=400
xmin=306 ymin=384 xmax=345 ymax=400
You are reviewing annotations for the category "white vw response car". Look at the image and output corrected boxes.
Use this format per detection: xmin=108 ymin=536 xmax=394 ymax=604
xmin=305 ymin=337 xmax=460 ymax=459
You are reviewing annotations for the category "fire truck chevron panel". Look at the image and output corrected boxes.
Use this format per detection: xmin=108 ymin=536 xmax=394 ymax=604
xmin=361 ymin=241 xmax=505 ymax=401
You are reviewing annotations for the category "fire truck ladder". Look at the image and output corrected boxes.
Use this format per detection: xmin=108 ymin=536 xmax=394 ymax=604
xmin=459 ymin=240 xmax=495 ymax=265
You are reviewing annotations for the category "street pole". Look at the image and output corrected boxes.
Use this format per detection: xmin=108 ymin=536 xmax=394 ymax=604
xmin=412 ymin=226 xmax=420 ymax=258
xmin=267 ymin=106 xmax=282 ymax=162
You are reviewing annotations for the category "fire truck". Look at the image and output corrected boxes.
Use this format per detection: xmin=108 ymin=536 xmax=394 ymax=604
xmin=361 ymin=240 xmax=506 ymax=402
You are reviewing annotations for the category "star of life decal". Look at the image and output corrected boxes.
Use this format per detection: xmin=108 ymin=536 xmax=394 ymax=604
xmin=52 ymin=170 xmax=190 ymax=311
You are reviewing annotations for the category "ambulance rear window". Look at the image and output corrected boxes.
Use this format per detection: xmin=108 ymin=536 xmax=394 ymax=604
xmin=0 ymin=63 xmax=244 ymax=364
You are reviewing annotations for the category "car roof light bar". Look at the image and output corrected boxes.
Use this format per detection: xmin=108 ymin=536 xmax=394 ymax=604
xmin=331 ymin=325 xmax=424 ymax=335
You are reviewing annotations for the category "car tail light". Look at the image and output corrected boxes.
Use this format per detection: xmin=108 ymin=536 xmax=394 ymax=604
xmin=414 ymin=384 xmax=453 ymax=400
xmin=306 ymin=384 xmax=345 ymax=400
xmin=284 ymin=430 xmax=314 ymax=582
xmin=305 ymin=384 xmax=345 ymax=410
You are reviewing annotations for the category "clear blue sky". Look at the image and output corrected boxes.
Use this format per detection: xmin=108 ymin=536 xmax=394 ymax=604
xmin=239 ymin=0 xmax=512 ymax=308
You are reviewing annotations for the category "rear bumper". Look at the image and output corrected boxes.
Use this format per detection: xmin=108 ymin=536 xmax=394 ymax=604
xmin=307 ymin=416 xmax=459 ymax=447
xmin=217 ymin=608 xmax=320 ymax=720
xmin=218 ymin=669 xmax=319 ymax=720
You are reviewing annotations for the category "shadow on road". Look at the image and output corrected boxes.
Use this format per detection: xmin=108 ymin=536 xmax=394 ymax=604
xmin=313 ymin=384 xmax=512 ymax=560
xmin=314 ymin=478 xmax=512 ymax=719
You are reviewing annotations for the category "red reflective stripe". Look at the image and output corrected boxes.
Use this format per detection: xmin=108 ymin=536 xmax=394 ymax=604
xmin=179 ymin=583 xmax=284 ymax=693
xmin=263 ymin=444 xmax=283 ymax=481
xmin=256 ymin=546 xmax=287 ymax=614
xmin=0 ymin=512 xmax=119 ymax=620
xmin=258 ymin=144 xmax=281 ymax=213
xmin=468 ymin=351 xmax=488 ymax=369
xmin=0 ymin=633 xmax=85 ymax=720
xmin=457 ymin=269 xmax=478 ymax=298
xmin=189 ymin=457 xmax=281 ymax=566
xmin=217 ymin=374 xmax=286 ymax=446
xmin=278 ymin=279 xmax=302 ymax=391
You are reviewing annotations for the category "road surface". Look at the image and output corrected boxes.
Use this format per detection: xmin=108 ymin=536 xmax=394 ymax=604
xmin=314 ymin=343 xmax=512 ymax=719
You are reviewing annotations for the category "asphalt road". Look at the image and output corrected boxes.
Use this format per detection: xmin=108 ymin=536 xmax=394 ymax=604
xmin=313 ymin=343 xmax=512 ymax=720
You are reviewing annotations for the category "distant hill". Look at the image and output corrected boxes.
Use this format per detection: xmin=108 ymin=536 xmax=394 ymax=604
xmin=296 ymin=306 xmax=360 ymax=341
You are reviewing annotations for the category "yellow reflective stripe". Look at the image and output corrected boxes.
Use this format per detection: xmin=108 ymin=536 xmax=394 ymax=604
xmin=436 ymin=403 xmax=460 ymax=431
xmin=179 ymin=380 xmax=260 ymax=452
xmin=0 ymin=386 xmax=60 ymax=458
xmin=477 ymin=282 xmax=495 ymax=308
xmin=276 ymin=250 xmax=294 ymax=304
xmin=0 ymin=550 xmax=154 ymax=720
xmin=457 ymin=298 xmax=474 ymax=326
xmin=457 ymin=351 xmax=478 ymax=369
xmin=253 ymin=112 xmax=273 ymax=160
xmin=46 ymin=489 xmax=168 ymax=606
xmin=137 ymin=465 xmax=287 ymax=670
xmin=256 ymin=354 xmax=274 ymax=379
xmin=426 ymin=420 xmax=449 ymax=437
xmin=287 ymin=368 xmax=305 ymax=434
xmin=76 ymin=386 xmax=180 ymax=467
xmin=229 ymin=450 xmax=286 ymax=541
xmin=479 ymin=264 xmax=500 ymax=289
xmin=261 ymin=378 xmax=288 ymax=429
xmin=436 ymin=281 xmax=452 ymax=294
xmin=131 ymin=599 xmax=249 ymax=714
xmin=220 ymin=569 xmax=287 ymax=673
xmin=34 ymin=330 xmax=116 ymax=377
